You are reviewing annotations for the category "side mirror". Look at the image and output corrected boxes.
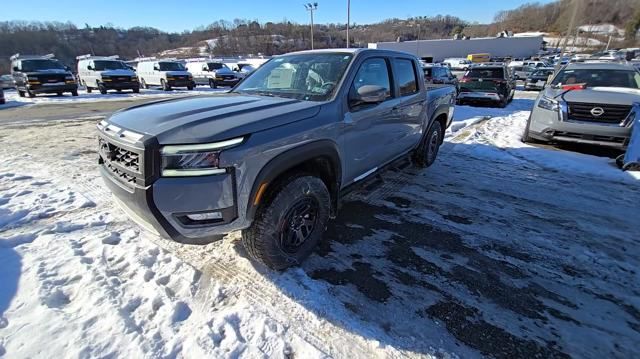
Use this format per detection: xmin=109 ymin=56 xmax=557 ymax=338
xmin=153 ymin=66 xmax=160 ymax=71
xmin=350 ymin=85 xmax=387 ymax=106
xmin=87 ymin=65 xmax=93 ymax=71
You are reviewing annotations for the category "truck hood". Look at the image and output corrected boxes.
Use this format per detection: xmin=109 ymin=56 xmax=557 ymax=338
xmin=543 ymin=87 xmax=640 ymax=105
xmin=213 ymin=68 xmax=234 ymax=75
xmin=165 ymin=71 xmax=191 ymax=76
xmin=108 ymin=94 xmax=322 ymax=144
xmin=100 ymin=69 xmax=136 ymax=77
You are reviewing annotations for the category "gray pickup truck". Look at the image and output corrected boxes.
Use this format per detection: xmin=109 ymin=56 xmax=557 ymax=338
xmin=98 ymin=49 xmax=456 ymax=269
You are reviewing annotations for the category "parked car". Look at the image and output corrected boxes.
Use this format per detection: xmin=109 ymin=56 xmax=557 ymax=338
xmin=0 ymin=74 xmax=15 ymax=89
xmin=524 ymin=67 xmax=555 ymax=90
xmin=0 ymin=87 xmax=5 ymax=105
xmin=137 ymin=59 xmax=194 ymax=91
xmin=10 ymin=54 xmax=78 ymax=98
xmin=233 ymin=63 xmax=256 ymax=79
xmin=522 ymin=62 xmax=640 ymax=149
xmin=185 ymin=60 xmax=239 ymax=88
xmin=457 ymin=63 xmax=516 ymax=107
xmin=76 ymin=55 xmax=139 ymax=94
xmin=97 ymin=49 xmax=456 ymax=269
xmin=423 ymin=64 xmax=459 ymax=91
xmin=442 ymin=58 xmax=472 ymax=71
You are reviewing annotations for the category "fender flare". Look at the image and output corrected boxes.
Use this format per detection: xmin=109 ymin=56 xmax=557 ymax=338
xmin=246 ymin=140 xmax=342 ymax=221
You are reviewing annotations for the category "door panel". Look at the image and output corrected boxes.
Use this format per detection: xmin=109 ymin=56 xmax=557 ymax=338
xmin=390 ymin=58 xmax=425 ymax=155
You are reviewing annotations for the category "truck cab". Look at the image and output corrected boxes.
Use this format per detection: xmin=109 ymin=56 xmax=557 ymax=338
xmin=76 ymin=55 xmax=139 ymax=94
xmin=10 ymin=53 xmax=78 ymax=98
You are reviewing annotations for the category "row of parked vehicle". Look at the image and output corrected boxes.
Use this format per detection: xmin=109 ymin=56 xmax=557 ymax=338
xmin=3 ymin=54 xmax=258 ymax=98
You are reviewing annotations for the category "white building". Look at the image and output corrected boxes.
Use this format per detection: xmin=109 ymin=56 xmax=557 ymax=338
xmin=368 ymin=36 xmax=544 ymax=62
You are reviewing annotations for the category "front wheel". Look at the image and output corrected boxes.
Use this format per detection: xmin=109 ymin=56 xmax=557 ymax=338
xmin=242 ymin=175 xmax=330 ymax=270
xmin=132 ymin=87 xmax=140 ymax=93
xmin=161 ymin=79 xmax=171 ymax=91
xmin=18 ymin=90 xmax=25 ymax=97
xmin=209 ymin=79 xmax=217 ymax=89
xmin=71 ymin=90 xmax=78 ymax=96
xmin=414 ymin=121 xmax=443 ymax=168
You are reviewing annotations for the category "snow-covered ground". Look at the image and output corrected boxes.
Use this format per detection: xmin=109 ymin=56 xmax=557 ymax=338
xmin=1 ymin=93 xmax=639 ymax=358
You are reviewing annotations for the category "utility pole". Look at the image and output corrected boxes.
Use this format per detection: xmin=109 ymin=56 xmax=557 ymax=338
xmin=555 ymin=0 xmax=579 ymax=74
xmin=346 ymin=0 xmax=350 ymax=48
xmin=305 ymin=3 xmax=318 ymax=50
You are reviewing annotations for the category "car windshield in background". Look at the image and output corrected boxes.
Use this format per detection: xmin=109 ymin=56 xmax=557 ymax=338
xmin=94 ymin=60 xmax=128 ymax=71
xmin=207 ymin=63 xmax=228 ymax=70
xmin=532 ymin=69 xmax=554 ymax=77
xmin=550 ymin=69 xmax=640 ymax=88
xmin=465 ymin=68 xmax=504 ymax=78
xmin=423 ymin=68 xmax=433 ymax=77
xmin=159 ymin=62 xmax=185 ymax=71
xmin=234 ymin=53 xmax=353 ymax=101
xmin=21 ymin=59 xmax=66 ymax=72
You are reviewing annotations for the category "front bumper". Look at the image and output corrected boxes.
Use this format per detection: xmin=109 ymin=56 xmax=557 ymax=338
xmin=528 ymin=106 xmax=631 ymax=149
xmin=215 ymin=78 xmax=239 ymax=86
xmin=27 ymin=83 xmax=77 ymax=94
xmin=167 ymin=79 xmax=195 ymax=88
xmin=100 ymin=163 xmax=246 ymax=244
xmin=101 ymin=81 xmax=139 ymax=90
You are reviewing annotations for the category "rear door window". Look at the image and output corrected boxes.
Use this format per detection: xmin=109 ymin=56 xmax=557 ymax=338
xmin=394 ymin=59 xmax=418 ymax=96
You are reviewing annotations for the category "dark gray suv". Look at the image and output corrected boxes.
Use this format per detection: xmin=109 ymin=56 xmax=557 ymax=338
xmin=98 ymin=49 xmax=456 ymax=269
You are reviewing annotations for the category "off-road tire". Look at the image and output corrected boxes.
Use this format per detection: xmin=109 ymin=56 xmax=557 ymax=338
xmin=414 ymin=121 xmax=443 ymax=168
xmin=242 ymin=175 xmax=330 ymax=270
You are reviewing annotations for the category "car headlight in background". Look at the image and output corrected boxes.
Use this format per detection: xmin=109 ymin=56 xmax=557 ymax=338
xmin=160 ymin=137 xmax=244 ymax=177
xmin=101 ymin=76 xmax=112 ymax=82
xmin=537 ymin=96 xmax=559 ymax=112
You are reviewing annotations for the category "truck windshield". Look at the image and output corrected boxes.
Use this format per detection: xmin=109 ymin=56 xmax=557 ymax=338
xmin=465 ymin=68 xmax=504 ymax=79
xmin=234 ymin=53 xmax=353 ymax=101
xmin=94 ymin=60 xmax=128 ymax=71
xmin=159 ymin=62 xmax=186 ymax=71
xmin=207 ymin=63 xmax=228 ymax=70
xmin=550 ymin=69 xmax=640 ymax=88
xmin=21 ymin=59 xmax=66 ymax=72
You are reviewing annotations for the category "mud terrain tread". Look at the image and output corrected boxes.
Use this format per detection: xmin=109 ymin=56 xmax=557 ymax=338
xmin=242 ymin=174 xmax=330 ymax=270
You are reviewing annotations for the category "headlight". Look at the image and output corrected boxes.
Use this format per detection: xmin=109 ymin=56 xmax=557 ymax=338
xmin=537 ymin=96 xmax=559 ymax=111
xmin=160 ymin=137 xmax=244 ymax=177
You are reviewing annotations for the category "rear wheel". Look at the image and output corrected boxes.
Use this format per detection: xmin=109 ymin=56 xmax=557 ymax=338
xmin=242 ymin=175 xmax=330 ymax=270
xmin=414 ymin=121 xmax=443 ymax=168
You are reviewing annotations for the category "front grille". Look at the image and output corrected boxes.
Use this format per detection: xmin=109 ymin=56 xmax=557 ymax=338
xmin=105 ymin=76 xmax=131 ymax=82
xmin=36 ymin=74 xmax=66 ymax=83
xmin=100 ymin=139 xmax=140 ymax=173
xmin=220 ymin=75 xmax=235 ymax=80
xmin=567 ymin=102 xmax=631 ymax=124
xmin=107 ymin=163 xmax=137 ymax=183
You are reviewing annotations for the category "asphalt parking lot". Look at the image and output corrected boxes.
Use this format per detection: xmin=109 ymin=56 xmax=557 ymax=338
xmin=1 ymin=92 xmax=639 ymax=358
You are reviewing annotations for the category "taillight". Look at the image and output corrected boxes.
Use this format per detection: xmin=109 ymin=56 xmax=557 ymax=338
xmin=561 ymin=83 xmax=586 ymax=90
